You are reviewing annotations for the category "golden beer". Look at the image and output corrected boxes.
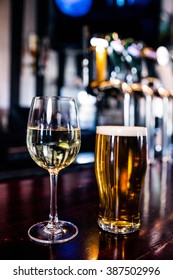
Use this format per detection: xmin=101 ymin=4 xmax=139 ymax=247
xmin=95 ymin=126 xmax=147 ymax=234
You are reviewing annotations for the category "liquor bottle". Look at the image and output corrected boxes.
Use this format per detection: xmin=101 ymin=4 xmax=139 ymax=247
xmin=130 ymin=83 xmax=154 ymax=163
xmin=107 ymin=32 xmax=126 ymax=81
xmin=122 ymin=38 xmax=144 ymax=84
xmin=141 ymin=48 xmax=170 ymax=161
xmin=87 ymin=34 xmax=109 ymax=94
xmin=87 ymin=33 xmax=132 ymax=127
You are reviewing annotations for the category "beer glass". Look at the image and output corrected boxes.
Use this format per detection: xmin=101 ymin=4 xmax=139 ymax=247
xmin=95 ymin=126 xmax=147 ymax=234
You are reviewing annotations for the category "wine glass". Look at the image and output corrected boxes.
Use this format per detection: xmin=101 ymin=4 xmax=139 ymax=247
xmin=26 ymin=96 xmax=81 ymax=244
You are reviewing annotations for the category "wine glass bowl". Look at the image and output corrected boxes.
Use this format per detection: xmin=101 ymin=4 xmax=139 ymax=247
xmin=26 ymin=96 xmax=81 ymax=244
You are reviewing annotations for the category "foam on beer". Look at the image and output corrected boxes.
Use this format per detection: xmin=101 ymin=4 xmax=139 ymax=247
xmin=96 ymin=126 xmax=147 ymax=136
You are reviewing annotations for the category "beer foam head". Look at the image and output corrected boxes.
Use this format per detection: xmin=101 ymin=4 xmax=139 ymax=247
xmin=96 ymin=126 xmax=147 ymax=136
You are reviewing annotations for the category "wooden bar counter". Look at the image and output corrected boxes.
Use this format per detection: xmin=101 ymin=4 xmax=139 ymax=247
xmin=0 ymin=157 xmax=173 ymax=260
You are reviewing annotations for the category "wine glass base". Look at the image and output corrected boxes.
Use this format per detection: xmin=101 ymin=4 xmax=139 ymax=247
xmin=28 ymin=220 xmax=78 ymax=244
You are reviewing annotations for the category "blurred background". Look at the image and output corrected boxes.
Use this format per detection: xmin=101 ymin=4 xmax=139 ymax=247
xmin=0 ymin=0 xmax=173 ymax=173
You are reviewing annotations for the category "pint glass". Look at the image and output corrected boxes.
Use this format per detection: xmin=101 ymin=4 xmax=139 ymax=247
xmin=95 ymin=126 xmax=147 ymax=234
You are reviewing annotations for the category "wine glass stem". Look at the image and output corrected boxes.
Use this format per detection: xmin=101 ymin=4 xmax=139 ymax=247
xmin=48 ymin=172 xmax=59 ymax=226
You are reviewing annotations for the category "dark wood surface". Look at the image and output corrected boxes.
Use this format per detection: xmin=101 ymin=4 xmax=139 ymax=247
xmin=0 ymin=160 xmax=173 ymax=260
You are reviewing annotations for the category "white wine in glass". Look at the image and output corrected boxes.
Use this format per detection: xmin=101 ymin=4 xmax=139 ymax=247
xmin=26 ymin=96 xmax=81 ymax=244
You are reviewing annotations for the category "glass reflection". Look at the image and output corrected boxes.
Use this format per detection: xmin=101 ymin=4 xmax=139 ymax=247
xmin=97 ymin=230 xmax=139 ymax=260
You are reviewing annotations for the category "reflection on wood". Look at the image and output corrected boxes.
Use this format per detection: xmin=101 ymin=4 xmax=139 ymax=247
xmin=0 ymin=161 xmax=173 ymax=259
